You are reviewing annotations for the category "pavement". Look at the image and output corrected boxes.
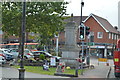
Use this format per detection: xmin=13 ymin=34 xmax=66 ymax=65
xmin=78 ymin=56 xmax=114 ymax=78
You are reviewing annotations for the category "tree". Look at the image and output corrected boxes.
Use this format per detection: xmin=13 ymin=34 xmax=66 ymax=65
xmin=2 ymin=2 xmax=68 ymax=46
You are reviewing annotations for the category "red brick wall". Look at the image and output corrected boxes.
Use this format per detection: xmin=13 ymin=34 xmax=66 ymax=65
xmin=84 ymin=16 xmax=117 ymax=44
xmin=54 ymin=16 xmax=118 ymax=45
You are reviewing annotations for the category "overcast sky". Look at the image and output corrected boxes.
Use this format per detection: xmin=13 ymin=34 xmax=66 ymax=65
xmin=65 ymin=0 xmax=120 ymax=27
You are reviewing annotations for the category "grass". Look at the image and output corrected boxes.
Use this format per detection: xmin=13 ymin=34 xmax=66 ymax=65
xmin=13 ymin=66 xmax=82 ymax=75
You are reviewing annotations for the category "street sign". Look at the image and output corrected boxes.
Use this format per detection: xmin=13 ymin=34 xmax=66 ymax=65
xmin=88 ymin=42 xmax=94 ymax=46
xmin=50 ymin=57 xmax=56 ymax=66
xmin=98 ymin=58 xmax=108 ymax=62
xmin=98 ymin=58 xmax=108 ymax=65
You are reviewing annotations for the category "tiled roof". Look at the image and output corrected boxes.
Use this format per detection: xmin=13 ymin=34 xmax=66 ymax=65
xmin=87 ymin=13 xmax=119 ymax=34
xmin=64 ymin=14 xmax=119 ymax=34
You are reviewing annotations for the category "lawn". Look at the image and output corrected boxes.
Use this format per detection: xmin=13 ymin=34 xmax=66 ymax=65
xmin=13 ymin=66 xmax=82 ymax=75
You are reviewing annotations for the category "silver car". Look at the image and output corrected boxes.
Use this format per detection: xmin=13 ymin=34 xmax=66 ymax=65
xmin=9 ymin=48 xmax=19 ymax=59
xmin=0 ymin=49 xmax=13 ymax=61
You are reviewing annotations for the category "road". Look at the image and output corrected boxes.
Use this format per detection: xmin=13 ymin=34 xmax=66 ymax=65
xmin=79 ymin=56 xmax=119 ymax=78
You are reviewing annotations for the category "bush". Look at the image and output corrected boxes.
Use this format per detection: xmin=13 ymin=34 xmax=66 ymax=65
xmin=39 ymin=54 xmax=45 ymax=60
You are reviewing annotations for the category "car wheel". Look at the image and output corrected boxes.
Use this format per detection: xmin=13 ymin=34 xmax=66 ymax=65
xmin=24 ymin=56 xmax=28 ymax=59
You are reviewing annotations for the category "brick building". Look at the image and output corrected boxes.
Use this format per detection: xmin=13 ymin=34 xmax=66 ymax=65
xmin=56 ymin=13 xmax=120 ymax=58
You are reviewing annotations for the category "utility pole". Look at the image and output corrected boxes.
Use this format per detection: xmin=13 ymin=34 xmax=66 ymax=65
xmin=18 ymin=0 xmax=26 ymax=79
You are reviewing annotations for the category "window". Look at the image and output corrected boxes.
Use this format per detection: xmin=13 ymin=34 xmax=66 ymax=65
xmin=117 ymin=35 xmax=118 ymax=40
xmin=114 ymin=34 xmax=116 ymax=40
xmin=112 ymin=33 xmax=114 ymax=39
xmin=108 ymin=33 xmax=111 ymax=39
xmin=97 ymin=32 xmax=103 ymax=38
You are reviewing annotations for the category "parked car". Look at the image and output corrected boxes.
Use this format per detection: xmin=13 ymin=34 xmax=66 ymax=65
xmin=32 ymin=51 xmax=52 ymax=59
xmin=0 ymin=53 xmax=6 ymax=58
xmin=9 ymin=48 xmax=19 ymax=59
xmin=24 ymin=49 xmax=34 ymax=59
xmin=0 ymin=49 xmax=13 ymax=61
xmin=0 ymin=56 xmax=6 ymax=65
xmin=32 ymin=51 xmax=52 ymax=57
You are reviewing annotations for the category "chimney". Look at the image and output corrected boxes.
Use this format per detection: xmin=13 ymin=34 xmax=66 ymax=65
xmin=114 ymin=26 xmax=118 ymax=30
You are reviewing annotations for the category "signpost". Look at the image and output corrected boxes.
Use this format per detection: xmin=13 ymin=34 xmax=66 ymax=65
xmin=50 ymin=57 xmax=56 ymax=66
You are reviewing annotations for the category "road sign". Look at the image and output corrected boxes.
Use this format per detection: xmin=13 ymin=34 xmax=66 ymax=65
xmin=98 ymin=58 xmax=108 ymax=65
xmin=88 ymin=42 xmax=94 ymax=46
xmin=50 ymin=57 xmax=56 ymax=66
xmin=98 ymin=58 xmax=108 ymax=62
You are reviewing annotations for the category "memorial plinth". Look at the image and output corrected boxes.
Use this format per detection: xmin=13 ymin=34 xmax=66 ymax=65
xmin=61 ymin=18 xmax=80 ymax=68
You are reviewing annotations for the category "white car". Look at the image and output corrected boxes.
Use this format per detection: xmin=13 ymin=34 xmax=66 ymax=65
xmin=32 ymin=51 xmax=52 ymax=57
xmin=0 ymin=49 xmax=13 ymax=61
xmin=0 ymin=56 xmax=6 ymax=65
xmin=9 ymin=48 xmax=19 ymax=59
xmin=24 ymin=49 xmax=34 ymax=59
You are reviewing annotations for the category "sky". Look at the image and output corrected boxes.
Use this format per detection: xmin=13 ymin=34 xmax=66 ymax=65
xmin=65 ymin=0 xmax=120 ymax=27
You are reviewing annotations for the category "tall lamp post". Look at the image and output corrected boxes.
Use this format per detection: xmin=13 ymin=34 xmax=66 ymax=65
xmin=55 ymin=34 xmax=59 ymax=56
xmin=18 ymin=0 xmax=26 ymax=79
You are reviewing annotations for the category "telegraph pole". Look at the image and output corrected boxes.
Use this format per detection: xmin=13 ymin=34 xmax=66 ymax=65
xmin=18 ymin=0 xmax=26 ymax=79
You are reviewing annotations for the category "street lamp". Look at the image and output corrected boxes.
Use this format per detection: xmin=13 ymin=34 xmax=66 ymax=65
xmin=18 ymin=0 xmax=26 ymax=79
xmin=54 ymin=33 xmax=59 ymax=57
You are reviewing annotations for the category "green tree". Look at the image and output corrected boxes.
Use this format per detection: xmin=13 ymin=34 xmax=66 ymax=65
xmin=2 ymin=2 xmax=68 ymax=46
